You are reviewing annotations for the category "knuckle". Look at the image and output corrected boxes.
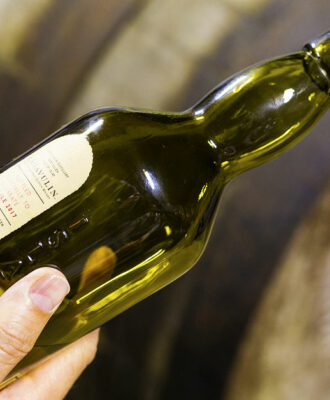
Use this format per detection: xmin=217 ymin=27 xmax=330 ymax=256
xmin=0 ymin=323 xmax=33 ymax=363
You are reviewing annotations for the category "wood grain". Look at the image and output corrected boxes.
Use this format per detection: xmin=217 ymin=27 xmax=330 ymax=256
xmin=0 ymin=0 xmax=140 ymax=167
xmin=65 ymin=0 xmax=238 ymax=119
xmin=225 ymin=183 xmax=330 ymax=400
xmin=0 ymin=0 xmax=51 ymax=67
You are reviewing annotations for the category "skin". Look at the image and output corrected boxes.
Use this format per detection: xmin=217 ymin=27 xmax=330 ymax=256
xmin=0 ymin=267 xmax=99 ymax=400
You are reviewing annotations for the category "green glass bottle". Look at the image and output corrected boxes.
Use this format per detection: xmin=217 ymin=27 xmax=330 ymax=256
xmin=0 ymin=31 xmax=330 ymax=386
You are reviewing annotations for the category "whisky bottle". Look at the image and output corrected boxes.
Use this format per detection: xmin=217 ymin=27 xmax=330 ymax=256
xmin=0 ymin=31 xmax=329 ymax=384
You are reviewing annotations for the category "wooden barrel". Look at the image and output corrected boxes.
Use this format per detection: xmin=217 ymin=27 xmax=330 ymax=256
xmin=0 ymin=1 xmax=330 ymax=399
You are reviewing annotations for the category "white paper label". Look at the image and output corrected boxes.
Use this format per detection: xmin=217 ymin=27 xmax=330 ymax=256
xmin=0 ymin=135 xmax=93 ymax=240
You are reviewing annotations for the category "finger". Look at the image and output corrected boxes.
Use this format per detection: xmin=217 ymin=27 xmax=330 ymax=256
xmin=0 ymin=329 xmax=100 ymax=400
xmin=0 ymin=267 xmax=70 ymax=382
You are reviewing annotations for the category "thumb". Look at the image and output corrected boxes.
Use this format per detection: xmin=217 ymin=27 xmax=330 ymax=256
xmin=0 ymin=267 xmax=70 ymax=383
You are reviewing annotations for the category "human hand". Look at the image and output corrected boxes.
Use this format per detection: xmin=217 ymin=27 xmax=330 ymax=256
xmin=0 ymin=266 xmax=99 ymax=400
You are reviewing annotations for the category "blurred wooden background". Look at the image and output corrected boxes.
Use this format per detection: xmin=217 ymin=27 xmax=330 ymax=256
xmin=0 ymin=1 xmax=330 ymax=399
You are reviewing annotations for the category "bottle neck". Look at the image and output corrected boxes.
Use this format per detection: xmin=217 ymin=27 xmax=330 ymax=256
xmin=304 ymin=31 xmax=330 ymax=93
xmin=191 ymin=40 xmax=330 ymax=181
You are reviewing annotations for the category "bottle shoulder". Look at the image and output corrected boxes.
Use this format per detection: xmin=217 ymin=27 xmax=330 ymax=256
xmin=85 ymin=110 xmax=222 ymax=209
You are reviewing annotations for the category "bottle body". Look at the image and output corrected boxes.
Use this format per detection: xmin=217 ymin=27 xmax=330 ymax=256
xmin=1 ymin=108 xmax=224 ymax=377
xmin=0 ymin=33 xmax=329 ymax=383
